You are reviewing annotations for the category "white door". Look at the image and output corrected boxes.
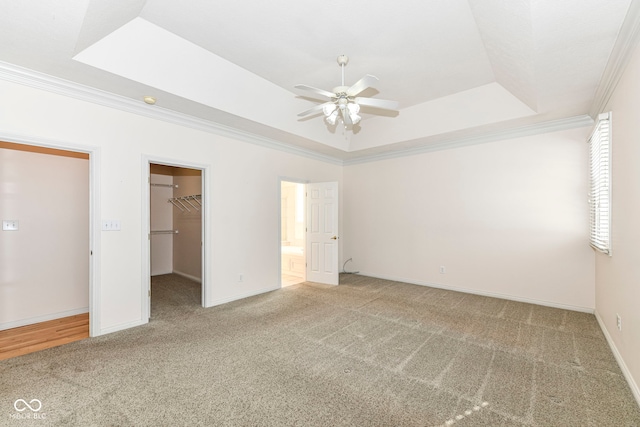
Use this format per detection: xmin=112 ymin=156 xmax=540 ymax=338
xmin=306 ymin=182 xmax=339 ymax=285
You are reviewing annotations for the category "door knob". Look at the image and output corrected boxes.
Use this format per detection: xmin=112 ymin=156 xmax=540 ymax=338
xmin=330 ymin=236 xmax=338 ymax=240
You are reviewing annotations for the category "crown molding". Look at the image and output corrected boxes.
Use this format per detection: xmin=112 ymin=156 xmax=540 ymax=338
xmin=0 ymin=61 xmax=596 ymax=167
xmin=0 ymin=61 xmax=343 ymax=165
xmin=590 ymin=1 xmax=640 ymax=117
xmin=344 ymin=114 xmax=594 ymax=165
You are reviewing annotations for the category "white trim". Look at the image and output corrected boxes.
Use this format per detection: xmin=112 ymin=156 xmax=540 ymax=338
xmin=202 ymin=166 xmax=212 ymax=308
xmin=89 ymin=147 xmax=102 ymax=337
xmin=357 ymin=272 xmax=595 ymax=313
xmin=0 ymin=130 xmax=101 ymax=337
xmin=99 ymin=319 xmax=148 ymax=336
xmin=0 ymin=130 xmax=98 ymax=157
xmin=344 ymin=115 xmax=594 ymax=165
xmin=142 ymin=158 xmax=152 ymax=324
xmin=209 ymin=285 xmax=282 ymax=307
xmin=0 ymin=308 xmax=89 ymax=332
xmin=0 ymin=61 xmax=600 ymax=167
xmin=0 ymin=61 xmax=342 ymax=166
xmin=594 ymin=310 xmax=640 ymax=407
xmin=590 ymin=1 xmax=640 ymax=117
xmin=173 ymin=270 xmax=202 ymax=284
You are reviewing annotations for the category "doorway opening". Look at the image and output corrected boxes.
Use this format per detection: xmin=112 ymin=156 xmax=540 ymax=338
xmin=280 ymin=180 xmax=306 ymax=287
xmin=0 ymin=140 xmax=91 ymax=358
xmin=149 ymin=163 xmax=204 ymax=318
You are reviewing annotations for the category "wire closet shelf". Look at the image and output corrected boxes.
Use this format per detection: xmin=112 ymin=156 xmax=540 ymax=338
xmin=168 ymin=194 xmax=202 ymax=212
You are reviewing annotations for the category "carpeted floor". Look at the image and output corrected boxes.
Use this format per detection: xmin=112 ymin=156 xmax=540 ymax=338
xmin=1 ymin=274 xmax=639 ymax=426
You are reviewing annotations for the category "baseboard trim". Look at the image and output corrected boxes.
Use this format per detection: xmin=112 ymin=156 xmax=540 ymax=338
xmin=357 ymin=272 xmax=594 ymax=313
xmin=0 ymin=307 xmax=89 ymax=331
xmin=151 ymin=270 xmax=172 ymax=277
xmin=208 ymin=285 xmax=281 ymax=308
xmin=99 ymin=318 xmax=148 ymax=336
xmin=594 ymin=310 xmax=640 ymax=407
xmin=172 ymin=270 xmax=202 ymax=284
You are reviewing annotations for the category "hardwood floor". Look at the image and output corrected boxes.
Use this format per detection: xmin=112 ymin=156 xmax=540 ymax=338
xmin=0 ymin=313 xmax=89 ymax=361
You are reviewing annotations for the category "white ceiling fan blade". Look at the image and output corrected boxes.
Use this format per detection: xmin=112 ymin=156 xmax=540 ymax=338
xmin=355 ymin=97 xmax=399 ymax=111
xmin=294 ymin=84 xmax=336 ymax=99
xmin=297 ymin=102 xmax=333 ymax=117
xmin=346 ymin=75 xmax=379 ymax=97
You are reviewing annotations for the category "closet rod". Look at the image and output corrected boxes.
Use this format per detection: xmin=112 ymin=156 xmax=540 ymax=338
xmin=150 ymin=230 xmax=179 ymax=235
xmin=150 ymin=183 xmax=178 ymax=188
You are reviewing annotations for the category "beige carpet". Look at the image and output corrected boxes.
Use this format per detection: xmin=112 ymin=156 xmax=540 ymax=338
xmin=1 ymin=274 xmax=639 ymax=426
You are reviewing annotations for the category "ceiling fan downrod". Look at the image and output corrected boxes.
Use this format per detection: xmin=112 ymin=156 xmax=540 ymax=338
xmin=337 ymin=55 xmax=348 ymax=87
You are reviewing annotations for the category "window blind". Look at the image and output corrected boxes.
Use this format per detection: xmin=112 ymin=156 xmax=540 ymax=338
xmin=588 ymin=112 xmax=611 ymax=254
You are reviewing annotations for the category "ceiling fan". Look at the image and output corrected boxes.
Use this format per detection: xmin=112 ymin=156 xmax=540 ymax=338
xmin=295 ymin=55 xmax=399 ymax=126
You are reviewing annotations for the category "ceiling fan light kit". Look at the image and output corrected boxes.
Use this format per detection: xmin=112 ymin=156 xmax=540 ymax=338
xmin=295 ymin=55 xmax=398 ymax=128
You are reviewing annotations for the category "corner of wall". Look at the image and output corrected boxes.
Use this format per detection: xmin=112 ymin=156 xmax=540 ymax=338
xmin=594 ymin=310 xmax=640 ymax=407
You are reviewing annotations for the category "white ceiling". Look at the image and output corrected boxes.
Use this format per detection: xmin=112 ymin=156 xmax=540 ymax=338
xmin=0 ymin=0 xmax=634 ymax=161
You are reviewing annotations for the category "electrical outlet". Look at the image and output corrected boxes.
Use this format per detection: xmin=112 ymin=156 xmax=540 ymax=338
xmin=616 ymin=314 xmax=622 ymax=331
xmin=439 ymin=266 xmax=446 ymax=274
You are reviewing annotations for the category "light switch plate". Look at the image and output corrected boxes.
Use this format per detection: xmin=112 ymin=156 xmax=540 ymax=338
xmin=101 ymin=220 xmax=121 ymax=231
xmin=2 ymin=220 xmax=19 ymax=231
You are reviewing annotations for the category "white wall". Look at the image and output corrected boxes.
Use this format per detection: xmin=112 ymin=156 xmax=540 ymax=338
xmin=150 ymin=172 xmax=173 ymax=276
xmin=596 ymin=38 xmax=640 ymax=402
xmin=344 ymin=128 xmax=595 ymax=310
xmin=0 ymin=145 xmax=89 ymax=329
xmin=173 ymin=172 xmax=202 ymax=281
xmin=0 ymin=78 xmax=343 ymax=335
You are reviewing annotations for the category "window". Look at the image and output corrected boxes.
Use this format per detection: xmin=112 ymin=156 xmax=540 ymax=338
xmin=588 ymin=112 xmax=611 ymax=254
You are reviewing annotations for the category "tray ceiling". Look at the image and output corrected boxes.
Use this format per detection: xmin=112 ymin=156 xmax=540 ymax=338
xmin=0 ymin=0 xmax=634 ymax=161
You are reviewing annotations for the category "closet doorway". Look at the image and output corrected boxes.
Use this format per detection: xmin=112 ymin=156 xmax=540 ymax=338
xmin=149 ymin=163 xmax=204 ymax=319
xmin=280 ymin=180 xmax=306 ymax=287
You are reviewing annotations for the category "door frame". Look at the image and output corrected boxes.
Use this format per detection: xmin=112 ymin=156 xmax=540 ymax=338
xmin=0 ymin=131 xmax=101 ymax=336
xmin=142 ymin=156 xmax=210 ymax=320
xmin=278 ymin=177 xmax=308 ymax=287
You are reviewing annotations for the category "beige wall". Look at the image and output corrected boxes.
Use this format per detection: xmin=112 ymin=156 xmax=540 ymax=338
xmin=173 ymin=173 xmax=202 ymax=281
xmin=0 ymin=145 xmax=89 ymax=329
xmin=281 ymin=181 xmax=305 ymax=248
xmin=596 ymin=39 xmax=640 ymax=401
xmin=344 ymin=127 xmax=595 ymax=310
xmin=150 ymin=172 xmax=173 ymax=276
xmin=0 ymin=78 xmax=343 ymax=334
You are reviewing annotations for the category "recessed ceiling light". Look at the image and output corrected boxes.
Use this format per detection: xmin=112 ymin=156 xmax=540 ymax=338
xmin=143 ymin=96 xmax=156 ymax=105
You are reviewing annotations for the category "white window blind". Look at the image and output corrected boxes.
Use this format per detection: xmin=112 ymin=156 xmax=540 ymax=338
xmin=588 ymin=112 xmax=611 ymax=254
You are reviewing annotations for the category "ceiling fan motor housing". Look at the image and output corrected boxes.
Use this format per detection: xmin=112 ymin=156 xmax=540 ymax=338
xmin=332 ymin=86 xmax=350 ymax=96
